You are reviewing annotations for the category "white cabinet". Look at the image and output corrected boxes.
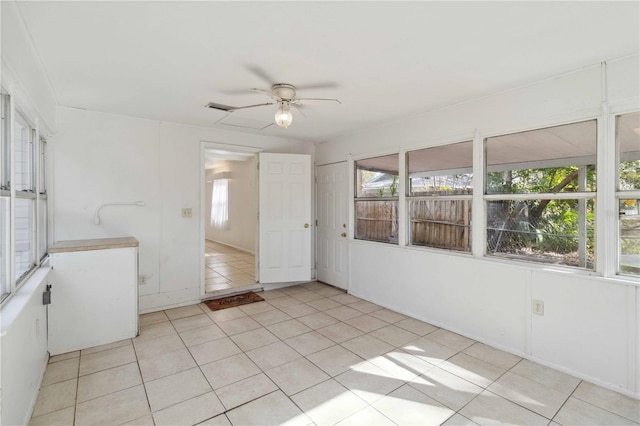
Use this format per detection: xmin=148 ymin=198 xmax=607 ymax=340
xmin=48 ymin=237 xmax=138 ymax=355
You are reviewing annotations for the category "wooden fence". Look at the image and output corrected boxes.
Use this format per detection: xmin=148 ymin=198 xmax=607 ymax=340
xmin=355 ymin=201 xmax=397 ymax=243
xmin=355 ymin=198 xmax=471 ymax=250
xmin=411 ymin=199 xmax=470 ymax=250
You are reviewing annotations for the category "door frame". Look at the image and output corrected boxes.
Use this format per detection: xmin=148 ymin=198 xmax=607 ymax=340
xmin=199 ymin=141 xmax=262 ymax=297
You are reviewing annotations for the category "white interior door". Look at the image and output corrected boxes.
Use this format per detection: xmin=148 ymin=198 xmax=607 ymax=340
xmin=316 ymin=162 xmax=349 ymax=289
xmin=258 ymin=153 xmax=312 ymax=283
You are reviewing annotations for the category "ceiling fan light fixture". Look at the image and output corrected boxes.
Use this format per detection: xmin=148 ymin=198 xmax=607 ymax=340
xmin=275 ymin=101 xmax=293 ymax=129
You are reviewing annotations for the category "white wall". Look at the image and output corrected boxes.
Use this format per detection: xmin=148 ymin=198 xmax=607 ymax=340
xmin=1 ymin=1 xmax=57 ymax=134
xmin=205 ymin=158 xmax=257 ymax=253
xmin=0 ymin=269 xmax=50 ymax=426
xmin=52 ymin=108 xmax=313 ymax=313
xmin=317 ymin=55 xmax=640 ymax=398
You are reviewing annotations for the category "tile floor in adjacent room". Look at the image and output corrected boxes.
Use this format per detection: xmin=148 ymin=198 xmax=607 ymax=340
xmin=204 ymin=241 xmax=256 ymax=294
xmin=31 ymin=282 xmax=640 ymax=426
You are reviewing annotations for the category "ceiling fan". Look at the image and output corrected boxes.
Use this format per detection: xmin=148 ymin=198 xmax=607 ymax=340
xmin=206 ymin=83 xmax=341 ymax=129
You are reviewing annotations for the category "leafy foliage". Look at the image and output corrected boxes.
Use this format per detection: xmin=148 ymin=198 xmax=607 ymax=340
xmin=487 ymin=165 xmax=597 ymax=263
xmin=620 ymin=160 xmax=640 ymax=190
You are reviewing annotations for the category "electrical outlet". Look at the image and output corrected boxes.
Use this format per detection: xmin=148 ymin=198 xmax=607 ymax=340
xmin=532 ymin=299 xmax=544 ymax=316
xmin=139 ymin=275 xmax=147 ymax=285
xmin=181 ymin=208 xmax=192 ymax=218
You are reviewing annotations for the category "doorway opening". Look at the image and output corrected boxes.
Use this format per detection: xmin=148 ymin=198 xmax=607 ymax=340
xmin=201 ymin=143 xmax=261 ymax=298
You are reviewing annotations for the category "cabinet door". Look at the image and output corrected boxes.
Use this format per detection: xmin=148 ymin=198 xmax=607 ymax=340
xmin=48 ymin=248 xmax=137 ymax=355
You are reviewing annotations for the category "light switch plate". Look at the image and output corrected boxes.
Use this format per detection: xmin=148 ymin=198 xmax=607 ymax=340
xmin=181 ymin=208 xmax=192 ymax=218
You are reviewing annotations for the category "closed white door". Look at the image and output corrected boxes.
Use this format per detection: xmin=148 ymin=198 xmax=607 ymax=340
xmin=316 ymin=162 xmax=348 ymax=289
xmin=258 ymin=153 xmax=312 ymax=283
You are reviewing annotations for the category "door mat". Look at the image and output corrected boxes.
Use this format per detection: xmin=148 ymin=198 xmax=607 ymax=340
xmin=204 ymin=292 xmax=265 ymax=311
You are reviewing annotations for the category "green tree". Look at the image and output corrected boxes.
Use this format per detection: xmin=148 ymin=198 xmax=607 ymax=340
xmin=487 ymin=165 xmax=596 ymax=259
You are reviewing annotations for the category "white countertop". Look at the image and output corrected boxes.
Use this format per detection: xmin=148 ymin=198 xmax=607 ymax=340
xmin=49 ymin=237 xmax=139 ymax=253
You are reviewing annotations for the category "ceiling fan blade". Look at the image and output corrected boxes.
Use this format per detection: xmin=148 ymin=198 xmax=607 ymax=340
xmin=206 ymin=102 xmax=273 ymax=112
xmin=205 ymin=102 xmax=236 ymax=112
xmin=296 ymin=82 xmax=340 ymax=90
xmin=296 ymin=97 xmax=342 ymax=104
xmin=245 ymin=65 xmax=276 ymax=85
xmin=292 ymin=104 xmax=307 ymax=118
xmin=251 ymin=88 xmax=280 ymax=100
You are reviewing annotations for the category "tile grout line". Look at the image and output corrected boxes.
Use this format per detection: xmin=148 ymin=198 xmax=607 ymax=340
xmin=563 ymin=382 xmax=640 ymax=424
xmin=426 ymin=344 xmax=514 ymax=425
xmin=131 ymin=332 xmax=157 ymax=424
xmin=467 ymin=357 xmax=568 ymax=424
xmin=73 ymin=350 xmax=80 ymax=426
xmin=194 ymin=291 xmax=374 ymax=423
xmin=35 ymin=281 xmax=640 ymax=426
xmin=549 ymin=379 xmax=582 ymax=425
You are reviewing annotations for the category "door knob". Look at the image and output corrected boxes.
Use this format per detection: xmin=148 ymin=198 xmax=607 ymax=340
xmin=343 ymin=224 xmax=346 ymax=228
xmin=304 ymin=223 xmax=309 ymax=228
xmin=341 ymin=232 xmax=347 ymax=238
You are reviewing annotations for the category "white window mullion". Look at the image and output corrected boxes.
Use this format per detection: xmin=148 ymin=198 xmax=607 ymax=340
xmin=347 ymin=155 xmax=355 ymax=239
xmin=30 ymin=127 xmax=37 ymax=266
xmin=472 ymin=129 xmax=485 ymax=258
xmin=597 ymin=108 xmax=616 ymax=276
xmin=34 ymin=125 xmax=42 ymax=263
xmin=8 ymin=88 xmax=16 ymax=294
xmin=398 ymin=148 xmax=406 ymax=247
xmin=484 ymin=192 xmax=596 ymax=201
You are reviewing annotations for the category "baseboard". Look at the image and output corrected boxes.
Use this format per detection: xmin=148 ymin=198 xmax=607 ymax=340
xmin=205 ymin=239 xmax=254 ymax=255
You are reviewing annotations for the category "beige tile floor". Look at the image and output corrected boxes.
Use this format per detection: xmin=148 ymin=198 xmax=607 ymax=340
xmin=31 ymin=282 xmax=640 ymax=426
xmin=205 ymin=241 xmax=256 ymax=294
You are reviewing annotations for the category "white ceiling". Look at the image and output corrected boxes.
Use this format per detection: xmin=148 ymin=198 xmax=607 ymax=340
xmin=14 ymin=1 xmax=640 ymax=143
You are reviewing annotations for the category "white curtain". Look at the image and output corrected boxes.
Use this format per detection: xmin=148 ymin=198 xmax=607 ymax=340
xmin=210 ymin=178 xmax=229 ymax=229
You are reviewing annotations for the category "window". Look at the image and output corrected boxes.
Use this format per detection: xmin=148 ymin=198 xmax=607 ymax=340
xmin=407 ymin=141 xmax=473 ymax=251
xmin=1 ymin=94 xmax=8 ymax=189
xmin=14 ymin=113 xmax=34 ymax=192
xmin=0 ymin=92 xmax=48 ymax=303
xmin=0 ymin=198 xmax=9 ymax=300
xmin=38 ymin=137 xmax=48 ymax=259
xmin=354 ymin=154 xmax=399 ymax=244
xmin=485 ymin=120 xmax=597 ymax=268
xmin=210 ymin=178 xmax=229 ymax=229
xmin=616 ymin=111 xmax=640 ymax=276
xmin=13 ymin=111 xmax=36 ymax=282
xmin=1 ymin=93 xmax=9 ymax=300
xmin=14 ymin=197 xmax=34 ymax=280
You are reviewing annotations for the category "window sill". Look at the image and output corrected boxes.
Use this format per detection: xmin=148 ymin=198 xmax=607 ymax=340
xmin=0 ymin=266 xmax=51 ymax=337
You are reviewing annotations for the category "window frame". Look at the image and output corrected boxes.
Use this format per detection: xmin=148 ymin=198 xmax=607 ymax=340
xmin=37 ymin=136 xmax=48 ymax=261
xmin=0 ymin=90 xmax=49 ymax=304
xmin=405 ymin=140 xmax=474 ymax=252
xmin=353 ymin=153 xmax=400 ymax=245
xmin=1 ymin=94 xmax=9 ymax=191
xmin=614 ymin=111 xmax=640 ymax=277
xmin=483 ymin=119 xmax=598 ymax=270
